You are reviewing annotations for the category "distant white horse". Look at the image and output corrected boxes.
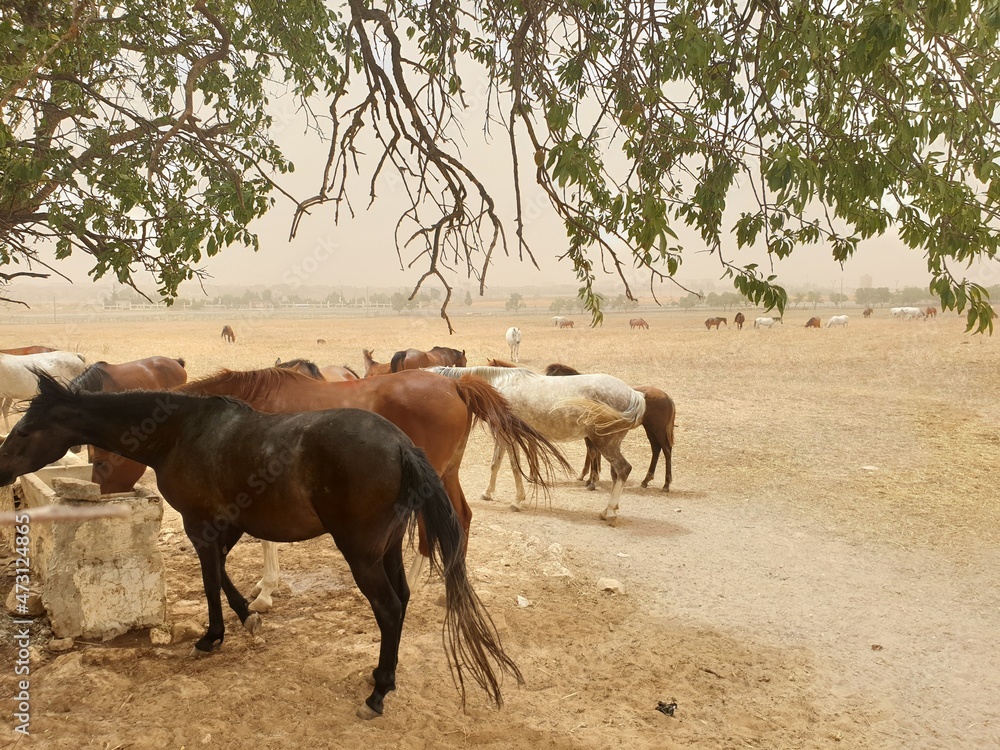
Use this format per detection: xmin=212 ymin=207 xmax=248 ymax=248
xmin=826 ymin=315 xmax=849 ymax=328
xmin=0 ymin=351 xmax=88 ymax=429
xmin=890 ymin=307 xmax=903 ymax=319
xmin=754 ymin=316 xmax=780 ymax=329
xmin=505 ymin=326 xmax=522 ymax=362
xmin=900 ymin=306 xmax=926 ymax=320
xmin=430 ymin=365 xmax=646 ymax=525
xmin=551 ymin=316 xmax=567 ymax=327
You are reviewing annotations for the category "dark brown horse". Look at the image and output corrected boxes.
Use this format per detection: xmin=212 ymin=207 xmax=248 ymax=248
xmin=275 ymin=358 xmax=360 ymax=381
xmin=69 ymin=357 xmax=188 ymax=492
xmin=705 ymin=317 xmax=727 ymax=330
xmin=221 ymin=325 xmax=236 ymax=343
xmin=179 ymin=366 xmax=569 ymax=610
xmin=734 ymin=312 xmax=746 ymax=330
xmin=390 ymin=346 xmax=467 ymax=373
xmin=1 ymin=346 xmax=56 ymax=356
xmin=0 ymin=374 xmax=521 ymax=718
xmin=363 ymin=349 xmax=393 ymax=377
xmin=629 ymin=318 xmax=649 ymax=330
xmin=558 ymin=320 xmax=575 ymax=329
xmin=805 ymin=316 xmax=822 ymax=328
xmin=863 ymin=307 xmax=874 ymax=318
xmin=544 ymin=363 xmax=676 ymax=491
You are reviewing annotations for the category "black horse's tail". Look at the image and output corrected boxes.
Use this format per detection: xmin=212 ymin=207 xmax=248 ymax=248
xmin=396 ymin=445 xmax=523 ymax=707
xmin=389 ymin=350 xmax=406 ymax=373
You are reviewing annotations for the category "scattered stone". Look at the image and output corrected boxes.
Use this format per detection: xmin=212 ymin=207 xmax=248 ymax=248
xmin=542 ymin=561 xmax=573 ymax=578
xmin=547 ymin=542 xmax=563 ymax=555
xmin=516 ymin=596 xmax=531 ymax=608
xmin=48 ymin=637 xmax=75 ymax=653
xmin=29 ymin=646 xmax=47 ymax=664
xmin=597 ymin=577 xmax=625 ymax=594
xmin=656 ymin=700 xmax=677 ymax=716
xmin=51 ymin=477 xmax=101 ymax=501
xmin=171 ymin=619 xmax=203 ymax=643
xmin=6 ymin=586 xmax=45 ymax=617
xmin=861 ymin=466 xmax=879 ymax=472
xmin=149 ymin=627 xmax=172 ymax=646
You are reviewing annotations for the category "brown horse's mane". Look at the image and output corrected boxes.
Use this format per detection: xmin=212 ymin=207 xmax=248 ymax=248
xmin=70 ymin=362 xmax=111 ymax=392
xmin=431 ymin=346 xmax=464 ymax=357
xmin=544 ymin=363 xmax=582 ymax=376
xmin=181 ymin=367 xmax=314 ymax=402
xmin=486 ymin=358 xmax=518 ymax=368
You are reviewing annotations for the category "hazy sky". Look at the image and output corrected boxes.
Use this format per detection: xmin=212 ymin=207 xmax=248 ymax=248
xmin=13 ymin=75 xmax=1000 ymax=303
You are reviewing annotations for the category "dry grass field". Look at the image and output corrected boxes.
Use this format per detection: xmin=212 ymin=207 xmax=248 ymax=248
xmin=1 ymin=307 xmax=999 ymax=749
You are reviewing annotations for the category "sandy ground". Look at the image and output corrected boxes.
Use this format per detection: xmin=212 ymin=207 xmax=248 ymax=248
xmin=1 ymin=308 xmax=998 ymax=749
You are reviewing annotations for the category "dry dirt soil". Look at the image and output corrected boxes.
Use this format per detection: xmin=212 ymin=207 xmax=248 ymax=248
xmin=1 ymin=308 xmax=999 ymax=749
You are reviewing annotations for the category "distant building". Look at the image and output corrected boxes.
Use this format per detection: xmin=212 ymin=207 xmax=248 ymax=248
xmin=859 ymin=274 xmax=873 ymax=289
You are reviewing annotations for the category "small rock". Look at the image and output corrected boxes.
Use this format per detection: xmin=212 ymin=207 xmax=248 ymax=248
xmin=48 ymin=637 xmax=75 ymax=653
xmin=861 ymin=466 xmax=878 ymax=472
xmin=28 ymin=646 xmax=47 ymax=664
xmin=201 ymin=733 xmax=212 ymax=745
xmin=51 ymin=476 xmax=101 ymax=501
xmin=171 ymin=619 xmax=203 ymax=643
xmin=516 ymin=596 xmax=531 ymax=608
xmin=149 ymin=627 xmax=172 ymax=646
xmin=547 ymin=542 xmax=563 ymax=555
xmin=5 ymin=586 xmax=45 ymax=617
xmin=542 ymin=562 xmax=573 ymax=578
xmin=597 ymin=577 xmax=625 ymax=594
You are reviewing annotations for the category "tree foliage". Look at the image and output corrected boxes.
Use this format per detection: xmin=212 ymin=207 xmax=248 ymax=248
xmin=3 ymin=0 xmax=1000 ymax=331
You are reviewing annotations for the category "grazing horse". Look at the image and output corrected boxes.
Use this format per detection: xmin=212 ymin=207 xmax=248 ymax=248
xmin=544 ymin=363 xmax=675 ymax=492
xmin=925 ymin=306 xmax=938 ymax=318
xmin=733 ymin=312 xmax=746 ymax=330
xmin=390 ymin=346 xmax=467 ymax=373
xmin=275 ymin=358 xmax=360 ymax=381
xmin=826 ymin=315 xmax=849 ymax=328
xmin=505 ymin=327 xmax=522 ymax=362
xmin=1 ymin=346 xmax=56 ymax=356
xmin=429 ymin=365 xmax=646 ymax=525
xmin=899 ymin=307 xmax=926 ymax=320
xmin=629 ymin=318 xmax=649 ymax=330
xmin=180 ymin=367 xmax=568 ymax=610
xmin=863 ymin=307 xmax=874 ymax=318
xmin=551 ymin=316 xmax=567 ymax=327
xmin=0 ymin=351 xmax=87 ymax=430
xmin=363 ymin=349 xmax=393 ymax=377
xmin=805 ymin=317 xmax=822 ymax=328
xmin=221 ymin=325 xmax=236 ymax=343
xmin=69 ymin=357 xmax=188 ymax=493
xmin=705 ymin=317 xmax=727 ymax=330
xmin=754 ymin=316 xmax=780 ymax=329
xmin=0 ymin=374 xmax=522 ymax=718
xmin=558 ymin=319 xmax=575 ymax=329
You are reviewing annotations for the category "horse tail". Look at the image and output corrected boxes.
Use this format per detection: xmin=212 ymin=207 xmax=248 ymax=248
xmin=390 ymin=350 xmax=406 ymax=373
xmin=342 ymin=363 xmax=360 ymax=379
xmin=396 ymin=444 xmax=523 ymax=707
xmin=551 ymin=392 xmax=646 ymax=436
xmin=454 ymin=375 xmax=572 ymax=488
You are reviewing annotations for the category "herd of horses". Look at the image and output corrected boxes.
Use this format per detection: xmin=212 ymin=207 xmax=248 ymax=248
xmin=0 ymin=332 xmax=679 ymax=718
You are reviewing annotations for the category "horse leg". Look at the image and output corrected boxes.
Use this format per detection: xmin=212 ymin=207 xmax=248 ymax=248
xmin=341 ymin=543 xmax=405 ymax=719
xmin=641 ymin=424 xmax=659 ymax=488
xmin=249 ymin=540 xmax=281 ymax=613
xmin=217 ymin=526 xmax=262 ymax=637
xmin=583 ymin=437 xmax=601 ymax=490
xmin=2 ymin=397 xmax=10 ymax=431
xmin=185 ymin=518 xmax=228 ymax=654
xmin=593 ymin=437 xmax=632 ymax=526
xmin=506 ymin=443 xmax=528 ymax=510
xmin=480 ymin=440 xmax=505 ymax=502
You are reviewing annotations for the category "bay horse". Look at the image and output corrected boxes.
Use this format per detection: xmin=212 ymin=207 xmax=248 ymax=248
xmin=1 ymin=346 xmax=56 ymax=356
xmin=705 ymin=317 xmax=727 ymax=330
xmin=179 ymin=367 xmax=568 ymax=610
xmin=543 ymin=363 xmax=675 ymax=492
xmin=734 ymin=312 xmax=746 ymax=330
xmin=863 ymin=307 xmax=874 ymax=318
xmin=805 ymin=317 xmax=821 ymax=328
xmin=629 ymin=318 xmax=649 ymax=330
xmin=221 ymin=325 xmax=236 ymax=342
xmin=363 ymin=349 xmax=393 ymax=377
xmin=925 ymin=306 xmax=938 ymax=318
xmin=0 ymin=373 xmax=522 ymax=718
xmin=505 ymin=327 xmax=522 ymax=362
xmin=275 ymin=358 xmax=360 ymax=381
xmin=390 ymin=346 xmax=466 ymax=373
xmin=69 ymin=357 xmax=188 ymax=493
xmin=0 ymin=351 xmax=87 ymax=430
xmin=558 ymin=319 xmax=575 ymax=329
xmin=429 ymin=365 xmax=646 ymax=525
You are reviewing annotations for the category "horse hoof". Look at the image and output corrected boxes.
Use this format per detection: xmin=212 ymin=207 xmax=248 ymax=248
xmin=248 ymin=597 xmax=271 ymax=613
xmin=509 ymin=503 xmax=522 ymax=512
xmin=356 ymin=703 xmax=381 ymax=720
xmin=243 ymin=613 xmax=263 ymax=636
xmin=249 ymin=583 xmax=263 ymax=598
xmin=190 ymin=645 xmax=215 ymax=658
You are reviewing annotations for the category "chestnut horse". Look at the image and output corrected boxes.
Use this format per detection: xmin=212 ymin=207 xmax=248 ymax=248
xmin=275 ymin=358 xmax=360 ymax=381
xmin=69 ymin=357 xmax=188 ymax=492
xmin=805 ymin=317 xmax=822 ymax=328
xmin=544 ymin=363 xmax=675 ymax=491
xmin=863 ymin=307 xmax=874 ymax=318
xmin=925 ymin=306 xmax=938 ymax=318
xmin=629 ymin=318 xmax=649 ymax=330
xmin=558 ymin=320 xmax=575 ymax=329
xmin=705 ymin=317 xmax=727 ymax=330
xmin=180 ymin=366 xmax=568 ymax=610
xmin=221 ymin=325 xmax=236 ymax=342
xmin=363 ymin=349 xmax=393 ymax=377
xmin=0 ymin=374 xmax=521 ymax=718
xmin=390 ymin=346 xmax=467 ymax=372
xmin=734 ymin=312 xmax=746 ymax=330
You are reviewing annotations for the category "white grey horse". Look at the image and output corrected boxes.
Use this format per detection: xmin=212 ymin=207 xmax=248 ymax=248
xmin=0 ymin=351 xmax=87 ymax=429
xmin=505 ymin=327 xmax=522 ymax=362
